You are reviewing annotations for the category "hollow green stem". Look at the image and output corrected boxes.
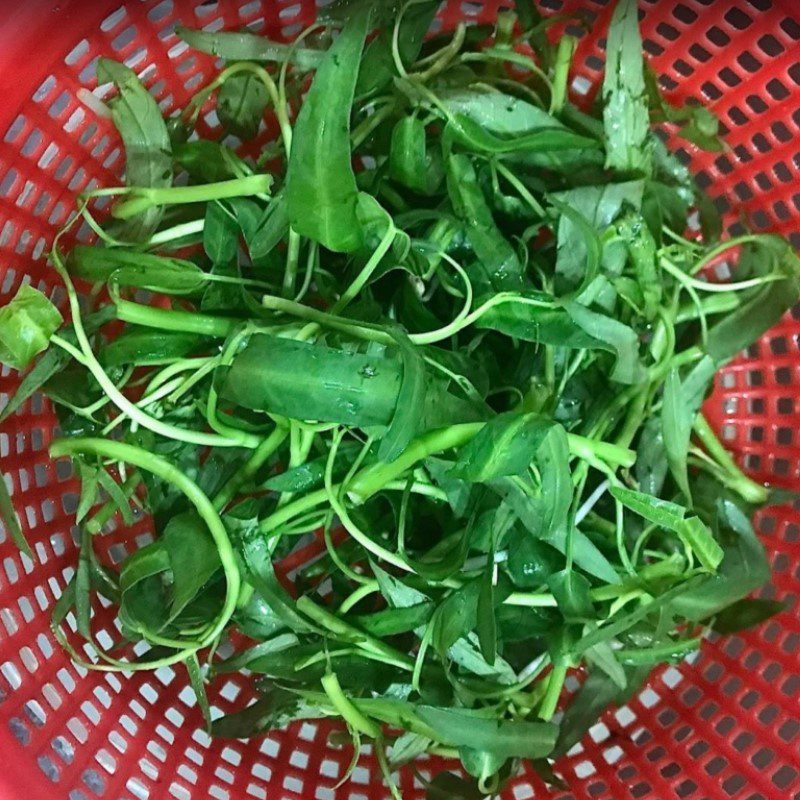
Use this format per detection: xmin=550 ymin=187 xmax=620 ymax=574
xmin=538 ymin=663 xmax=567 ymax=721
xmin=111 ymin=175 xmax=273 ymax=220
xmin=692 ymin=413 xmax=768 ymax=504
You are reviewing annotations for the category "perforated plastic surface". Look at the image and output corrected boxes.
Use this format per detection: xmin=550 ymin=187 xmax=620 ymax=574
xmin=0 ymin=1 xmax=798 ymax=799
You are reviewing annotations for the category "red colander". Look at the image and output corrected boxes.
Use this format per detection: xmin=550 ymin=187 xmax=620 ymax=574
xmin=0 ymin=1 xmax=798 ymax=799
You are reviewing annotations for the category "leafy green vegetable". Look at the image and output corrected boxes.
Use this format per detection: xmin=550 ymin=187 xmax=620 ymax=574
xmin=2 ymin=4 xmax=791 ymax=794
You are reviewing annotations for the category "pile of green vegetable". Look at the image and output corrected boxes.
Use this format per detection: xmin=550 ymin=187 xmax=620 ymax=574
xmin=0 ymin=0 xmax=794 ymax=795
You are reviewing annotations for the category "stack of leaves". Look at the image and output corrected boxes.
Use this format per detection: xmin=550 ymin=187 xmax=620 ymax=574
xmin=0 ymin=1 xmax=794 ymax=796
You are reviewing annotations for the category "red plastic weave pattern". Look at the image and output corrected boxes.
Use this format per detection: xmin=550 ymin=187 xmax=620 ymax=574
xmin=0 ymin=2 xmax=798 ymax=799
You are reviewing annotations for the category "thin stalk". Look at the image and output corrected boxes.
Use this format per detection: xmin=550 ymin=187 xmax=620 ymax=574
xmin=692 ymin=413 xmax=768 ymax=504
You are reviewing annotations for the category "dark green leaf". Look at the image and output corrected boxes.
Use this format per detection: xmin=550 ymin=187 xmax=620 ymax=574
xmin=357 ymin=1 xmax=439 ymax=96
xmin=662 ymin=368 xmax=693 ymax=499
xmin=217 ymin=71 xmax=270 ymax=140
xmin=476 ymin=296 xmax=604 ymax=349
xmin=211 ymin=687 xmax=311 ymax=738
xmin=450 ymin=411 xmax=554 ymax=482
xmin=423 ymin=771 xmax=483 ymax=800
xmin=231 ymin=192 xmax=289 ymax=262
xmin=102 ymin=328 xmax=203 ymax=367
xmin=204 ymin=201 xmax=239 ymax=265
xmin=610 ymin=485 xmax=685 ymax=530
xmin=97 ymin=58 xmax=172 ymax=241
xmin=173 ymin=140 xmax=241 ymax=183
xmin=635 ymin=415 xmax=668 ymax=496
xmin=162 ymin=511 xmax=222 ymax=619
xmin=446 ymin=153 xmax=523 ymax=292
xmin=415 ymin=706 xmax=557 ymax=760
xmin=710 ymin=598 xmax=784 ymax=635
xmin=353 ymin=602 xmax=434 ymax=636
xmin=563 ymin=301 xmax=643 ymax=384
xmin=548 ymin=568 xmax=593 ymax=621
xmin=555 ymin=665 xmax=649 ymax=756
xmin=286 ymin=8 xmax=370 ymax=252
xmin=379 ymin=332 xmax=427 ymax=461
xmin=504 ymin=530 xmax=562 ymax=589
xmin=69 ymin=246 xmax=206 ymax=295
xmin=705 ymin=249 xmax=800 ymax=365
xmin=177 ymin=27 xmax=324 ymax=70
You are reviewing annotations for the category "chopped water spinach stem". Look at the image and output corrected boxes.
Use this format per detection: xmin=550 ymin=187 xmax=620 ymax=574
xmin=0 ymin=2 xmax=793 ymax=795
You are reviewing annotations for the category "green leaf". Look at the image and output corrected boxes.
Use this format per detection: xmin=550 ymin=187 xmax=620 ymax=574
xmin=552 ymin=181 xmax=644 ymax=290
xmin=0 ymin=307 xmax=111 ymax=421
xmin=96 ymin=467 xmax=135 ymax=527
xmin=102 ymin=328 xmax=203 ymax=368
xmin=185 ymin=654 xmax=212 ymax=731
xmin=389 ymin=117 xmax=442 ymax=195
xmin=373 ymin=562 xmax=428 ymax=608
xmin=459 ymin=747 xmax=506 ymax=784
xmin=445 ymin=114 xmax=596 ymax=154
xmin=563 ymin=301 xmax=643 ymax=384
xmin=450 ymin=412 xmax=554 ymax=483
xmin=357 ymin=1 xmax=439 ymax=96
xmin=162 ymin=511 xmax=222 ymax=619
xmin=710 ymin=598 xmax=784 ymax=635
xmin=286 ymin=8 xmax=370 ymax=252
xmin=662 ymin=368 xmax=693 ymax=499
xmin=173 ymin=140 xmax=242 ymax=183
xmin=97 ymin=58 xmax=172 ymax=241
xmin=548 ymin=569 xmax=593 ymax=621
xmin=233 ymin=516 xmax=315 ymax=634
xmin=354 ymin=602 xmax=434 ymax=636
xmin=0 ymin=285 xmax=62 ymax=371
xmin=69 ymin=246 xmax=206 ymax=295
xmin=677 ymin=515 xmax=723 ymax=573
xmin=445 ymin=153 xmax=523 ymax=292
xmin=439 ymin=89 xmax=564 ymax=136
xmin=0 ymin=471 xmax=30 ymax=557
xmin=217 ymin=71 xmax=269 ymax=140
xmin=475 ymin=296 xmax=604 ymax=349
xmin=378 ymin=332 xmax=427 ymax=461
xmin=177 ymin=27 xmax=325 ymax=71
xmin=610 ymin=485 xmax=686 ymax=530
xmin=219 ymin=333 xmax=401 ymax=427
xmin=415 ymin=706 xmax=557 ymax=760
xmin=602 ymin=0 xmax=651 ymax=174
xmin=204 ymin=201 xmax=239 ymax=265
xmin=671 ymin=496 xmax=771 ymax=621
xmin=211 ymin=687 xmax=312 ymax=738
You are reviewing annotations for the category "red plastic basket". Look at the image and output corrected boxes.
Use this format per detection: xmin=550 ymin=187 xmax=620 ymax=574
xmin=0 ymin=2 xmax=798 ymax=799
